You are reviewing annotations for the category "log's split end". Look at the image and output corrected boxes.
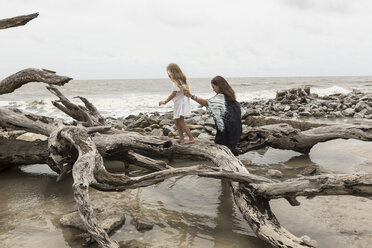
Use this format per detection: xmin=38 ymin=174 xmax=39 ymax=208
xmin=0 ymin=12 xmax=39 ymax=30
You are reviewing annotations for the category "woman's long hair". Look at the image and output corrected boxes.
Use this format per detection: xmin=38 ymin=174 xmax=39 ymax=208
xmin=166 ymin=63 xmax=190 ymax=91
xmin=211 ymin=76 xmax=236 ymax=101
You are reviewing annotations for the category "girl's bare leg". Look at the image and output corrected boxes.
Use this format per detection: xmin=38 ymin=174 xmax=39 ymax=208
xmin=178 ymin=116 xmax=195 ymax=144
xmin=174 ymin=118 xmax=184 ymax=142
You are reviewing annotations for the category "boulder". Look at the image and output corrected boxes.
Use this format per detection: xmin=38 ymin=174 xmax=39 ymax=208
xmin=130 ymin=216 xmax=153 ymax=231
xmin=150 ymin=128 xmax=163 ymax=136
xmin=266 ymin=169 xmax=282 ymax=178
xmin=191 ymin=130 xmax=202 ymax=138
xmin=343 ymin=108 xmax=355 ymax=117
xmin=60 ymin=209 xmax=125 ymax=233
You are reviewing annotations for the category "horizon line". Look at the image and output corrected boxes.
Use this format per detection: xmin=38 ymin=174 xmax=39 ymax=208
xmin=72 ymin=74 xmax=372 ymax=81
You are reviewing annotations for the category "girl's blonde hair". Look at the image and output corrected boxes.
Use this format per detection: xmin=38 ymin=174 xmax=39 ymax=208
xmin=166 ymin=63 xmax=190 ymax=91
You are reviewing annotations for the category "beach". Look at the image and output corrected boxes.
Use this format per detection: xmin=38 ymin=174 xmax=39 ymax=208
xmin=0 ymin=76 xmax=371 ymax=248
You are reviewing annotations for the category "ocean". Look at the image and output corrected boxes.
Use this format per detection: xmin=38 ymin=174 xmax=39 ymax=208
xmin=1 ymin=76 xmax=372 ymax=119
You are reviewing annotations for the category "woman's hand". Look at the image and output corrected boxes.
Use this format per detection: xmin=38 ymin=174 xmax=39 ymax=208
xmin=183 ymin=88 xmax=192 ymax=97
xmin=158 ymin=100 xmax=166 ymax=106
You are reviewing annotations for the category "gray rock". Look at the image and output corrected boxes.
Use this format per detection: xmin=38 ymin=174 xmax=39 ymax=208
xmin=283 ymin=105 xmax=291 ymax=112
xmin=162 ymin=125 xmax=174 ymax=136
xmin=162 ymin=112 xmax=174 ymax=119
xmin=168 ymin=131 xmax=177 ymax=137
xmin=195 ymin=108 xmax=206 ymax=115
xmin=285 ymin=111 xmax=294 ymax=117
xmin=328 ymin=102 xmax=339 ymax=109
xmin=266 ymin=169 xmax=282 ymax=178
xmin=290 ymin=104 xmax=298 ymax=111
xmin=300 ymin=166 xmax=318 ymax=176
xmin=144 ymin=127 xmax=152 ymax=132
xmin=245 ymin=109 xmax=261 ymax=116
xmin=197 ymin=133 xmax=214 ymax=140
xmin=299 ymin=111 xmax=311 ymax=117
xmin=130 ymin=216 xmax=153 ymax=231
xmin=186 ymin=115 xmax=204 ymax=125
xmin=204 ymin=117 xmax=215 ymax=126
xmin=150 ymin=124 xmax=160 ymax=129
xmin=191 ymin=130 xmax=202 ymax=137
xmin=355 ymin=102 xmax=364 ymax=112
xmin=354 ymin=112 xmax=365 ymax=118
xmin=343 ymin=108 xmax=355 ymax=117
xmin=313 ymin=111 xmax=324 ymax=117
xmin=151 ymin=128 xmax=163 ymax=136
xmin=298 ymin=106 xmax=305 ymax=112
xmin=334 ymin=111 xmax=344 ymax=118
xmin=159 ymin=119 xmax=173 ymax=126
xmin=60 ymin=209 xmax=125 ymax=233
xmin=204 ymin=126 xmax=215 ymax=134
xmin=134 ymin=127 xmax=145 ymax=133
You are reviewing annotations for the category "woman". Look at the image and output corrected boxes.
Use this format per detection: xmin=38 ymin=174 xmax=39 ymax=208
xmin=184 ymin=76 xmax=245 ymax=154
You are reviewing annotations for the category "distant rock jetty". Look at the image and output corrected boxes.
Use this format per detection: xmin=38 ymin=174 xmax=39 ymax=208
xmin=108 ymin=88 xmax=372 ymax=139
xmin=242 ymin=88 xmax=372 ymax=119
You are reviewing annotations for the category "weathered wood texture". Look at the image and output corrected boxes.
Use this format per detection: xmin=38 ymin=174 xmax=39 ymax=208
xmin=54 ymin=127 xmax=120 ymax=248
xmin=238 ymin=123 xmax=372 ymax=154
xmin=251 ymin=173 xmax=372 ymax=201
xmin=245 ymin=115 xmax=328 ymax=131
xmin=0 ymin=107 xmax=60 ymax=136
xmin=0 ymin=139 xmax=48 ymax=171
xmin=0 ymin=13 xmax=38 ymax=30
xmin=47 ymin=85 xmax=106 ymax=126
xmin=0 ymin=68 xmax=72 ymax=95
xmin=92 ymin=133 xmax=319 ymax=247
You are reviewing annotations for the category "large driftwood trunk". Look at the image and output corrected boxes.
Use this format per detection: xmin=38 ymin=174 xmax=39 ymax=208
xmin=238 ymin=123 xmax=372 ymax=154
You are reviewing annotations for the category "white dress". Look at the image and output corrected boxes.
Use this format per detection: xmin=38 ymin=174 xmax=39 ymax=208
xmin=172 ymin=83 xmax=191 ymax=119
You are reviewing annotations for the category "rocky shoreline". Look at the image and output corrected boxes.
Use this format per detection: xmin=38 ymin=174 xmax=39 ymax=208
xmin=242 ymin=89 xmax=372 ymax=119
xmin=108 ymin=89 xmax=372 ymax=139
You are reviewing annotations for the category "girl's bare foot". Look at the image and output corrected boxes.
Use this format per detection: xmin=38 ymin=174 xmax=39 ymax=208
xmin=183 ymin=139 xmax=195 ymax=144
xmin=173 ymin=138 xmax=185 ymax=143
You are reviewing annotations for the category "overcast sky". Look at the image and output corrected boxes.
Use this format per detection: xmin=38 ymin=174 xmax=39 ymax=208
xmin=1 ymin=0 xmax=372 ymax=79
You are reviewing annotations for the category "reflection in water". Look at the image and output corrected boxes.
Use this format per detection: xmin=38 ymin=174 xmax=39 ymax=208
xmin=213 ymin=181 xmax=265 ymax=248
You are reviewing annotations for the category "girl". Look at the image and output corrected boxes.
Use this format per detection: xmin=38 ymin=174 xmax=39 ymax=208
xmin=159 ymin=63 xmax=195 ymax=144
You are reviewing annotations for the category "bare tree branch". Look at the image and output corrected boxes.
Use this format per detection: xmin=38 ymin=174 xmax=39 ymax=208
xmin=47 ymin=85 xmax=106 ymax=126
xmin=0 ymin=13 xmax=39 ymax=30
xmin=0 ymin=68 xmax=72 ymax=95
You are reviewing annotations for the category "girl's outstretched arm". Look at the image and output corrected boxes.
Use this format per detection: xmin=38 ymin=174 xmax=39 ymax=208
xmin=159 ymin=91 xmax=177 ymax=106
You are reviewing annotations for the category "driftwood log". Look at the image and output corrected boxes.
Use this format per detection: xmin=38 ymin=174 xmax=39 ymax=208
xmin=1 ymin=13 xmax=372 ymax=248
